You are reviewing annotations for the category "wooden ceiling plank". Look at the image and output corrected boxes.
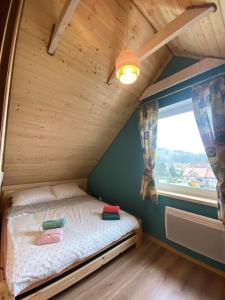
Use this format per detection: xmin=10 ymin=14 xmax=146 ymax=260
xmin=140 ymin=57 xmax=225 ymax=100
xmin=48 ymin=0 xmax=80 ymax=55
xmin=190 ymin=0 xmax=225 ymax=58
xmin=218 ymin=0 xmax=225 ymax=25
xmin=199 ymin=16 xmax=221 ymax=57
xmin=208 ymin=0 xmax=225 ymax=58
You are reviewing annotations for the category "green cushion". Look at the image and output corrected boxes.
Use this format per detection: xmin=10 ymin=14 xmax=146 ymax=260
xmin=102 ymin=212 xmax=120 ymax=220
xmin=42 ymin=217 xmax=67 ymax=229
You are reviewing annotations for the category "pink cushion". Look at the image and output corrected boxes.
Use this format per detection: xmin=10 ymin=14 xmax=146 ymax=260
xmin=43 ymin=228 xmax=63 ymax=235
xmin=36 ymin=233 xmax=62 ymax=245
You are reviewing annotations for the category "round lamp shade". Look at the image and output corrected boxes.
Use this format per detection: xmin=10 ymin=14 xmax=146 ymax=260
xmin=116 ymin=49 xmax=140 ymax=84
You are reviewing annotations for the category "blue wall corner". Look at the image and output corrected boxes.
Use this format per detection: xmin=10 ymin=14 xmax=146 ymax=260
xmin=88 ymin=56 xmax=225 ymax=272
xmin=158 ymin=56 xmax=199 ymax=80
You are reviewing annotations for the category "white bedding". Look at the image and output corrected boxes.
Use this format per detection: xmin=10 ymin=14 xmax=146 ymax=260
xmin=6 ymin=195 xmax=138 ymax=296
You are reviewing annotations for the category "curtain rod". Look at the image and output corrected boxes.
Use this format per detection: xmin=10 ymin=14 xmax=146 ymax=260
xmin=139 ymin=70 xmax=225 ymax=107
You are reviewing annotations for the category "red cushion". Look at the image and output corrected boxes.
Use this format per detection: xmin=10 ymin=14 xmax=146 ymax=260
xmin=103 ymin=204 xmax=120 ymax=213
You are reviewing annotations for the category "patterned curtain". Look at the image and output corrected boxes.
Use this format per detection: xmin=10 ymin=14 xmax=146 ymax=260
xmin=192 ymin=74 xmax=225 ymax=223
xmin=139 ymin=101 xmax=159 ymax=203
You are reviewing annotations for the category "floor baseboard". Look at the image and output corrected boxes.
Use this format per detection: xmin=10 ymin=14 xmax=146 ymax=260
xmin=144 ymin=233 xmax=225 ymax=278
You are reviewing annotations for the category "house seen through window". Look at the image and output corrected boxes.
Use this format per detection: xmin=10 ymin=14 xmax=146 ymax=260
xmin=157 ymin=99 xmax=217 ymax=200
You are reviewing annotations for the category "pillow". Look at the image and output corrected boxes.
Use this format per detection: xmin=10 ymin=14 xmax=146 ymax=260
xmin=51 ymin=183 xmax=86 ymax=200
xmin=11 ymin=186 xmax=56 ymax=206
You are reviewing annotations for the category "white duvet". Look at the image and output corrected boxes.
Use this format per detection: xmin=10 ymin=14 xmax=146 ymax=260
xmin=6 ymin=196 xmax=138 ymax=296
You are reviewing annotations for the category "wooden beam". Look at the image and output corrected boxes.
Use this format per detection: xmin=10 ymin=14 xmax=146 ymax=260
xmin=131 ymin=0 xmax=173 ymax=57
xmin=136 ymin=4 xmax=216 ymax=61
xmin=106 ymin=67 xmax=116 ymax=85
xmin=139 ymin=57 xmax=225 ymax=101
xmin=106 ymin=4 xmax=216 ymax=85
xmin=48 ymin=0 xmax=80 ymax=55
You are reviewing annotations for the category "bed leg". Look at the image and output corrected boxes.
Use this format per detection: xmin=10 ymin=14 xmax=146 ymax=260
xmin=135 ymin=219 xmax=142 ymax=249
xmin=0 ymin=281 xmax=14 ymax=300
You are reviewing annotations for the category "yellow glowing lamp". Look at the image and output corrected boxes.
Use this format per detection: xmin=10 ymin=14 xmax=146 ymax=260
xmin=116 ymin=49 xmax=140 ymax=84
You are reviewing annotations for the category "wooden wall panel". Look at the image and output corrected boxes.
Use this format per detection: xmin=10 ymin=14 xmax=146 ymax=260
xmin=0 ymin=0 xmax=24 ymax=188
xmin=3 ymin=0 xmax=172 ymax=185
xmin=133 ymin=0 xmax=225 ymax=59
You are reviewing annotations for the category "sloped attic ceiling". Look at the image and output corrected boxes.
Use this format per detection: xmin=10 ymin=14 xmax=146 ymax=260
xmin=3 ymin=0 xmax=225 ymax=185
xmin=4 ymin=0 xmax=171 ymax=185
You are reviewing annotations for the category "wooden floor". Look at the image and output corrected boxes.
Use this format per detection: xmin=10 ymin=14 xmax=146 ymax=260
xmin=52 ymin=239 xmax=225 ymax=300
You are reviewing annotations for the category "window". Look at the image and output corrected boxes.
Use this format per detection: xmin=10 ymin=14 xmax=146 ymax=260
xmin=157 ymin=99 xmax=217 ymax=200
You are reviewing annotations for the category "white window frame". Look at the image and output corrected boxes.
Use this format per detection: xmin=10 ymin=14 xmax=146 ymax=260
xmin=157 ymin=99 xmax=217 ymax=205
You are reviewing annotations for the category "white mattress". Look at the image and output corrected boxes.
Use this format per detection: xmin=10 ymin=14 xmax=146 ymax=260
xmin=6 ymin=196 xmax=138 ymax=296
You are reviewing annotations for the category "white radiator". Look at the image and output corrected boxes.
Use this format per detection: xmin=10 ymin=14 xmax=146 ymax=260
xmin=165 ymin=206 xmax=225 ymax=264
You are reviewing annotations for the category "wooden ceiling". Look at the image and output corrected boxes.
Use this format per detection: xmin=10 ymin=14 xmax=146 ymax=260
xmin=133 ymin=0 xmax=225 ymax=59
xmin=3 ymin=0 xmax=171 ymax=185
xmin=3 ymin=0 xmax=225 ymax=185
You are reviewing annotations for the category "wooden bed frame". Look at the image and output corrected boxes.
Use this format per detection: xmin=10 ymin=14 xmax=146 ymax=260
xmin=0 ymin=179 xmax=142 ymax=300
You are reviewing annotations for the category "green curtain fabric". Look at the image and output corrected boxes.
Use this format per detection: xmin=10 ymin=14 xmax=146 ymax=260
xmin=139 ymin=101 xmax=159 ymax=203
xmin=192 ymin=75 xmax=225 ymax=223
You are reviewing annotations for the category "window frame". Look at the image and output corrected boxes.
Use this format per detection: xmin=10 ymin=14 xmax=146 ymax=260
xmin=156 ymin=98 xmax=217 ymax=203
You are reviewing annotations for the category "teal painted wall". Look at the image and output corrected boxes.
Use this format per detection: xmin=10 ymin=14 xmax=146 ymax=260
xmin=88 ymin=57 xmax=225 ymax=272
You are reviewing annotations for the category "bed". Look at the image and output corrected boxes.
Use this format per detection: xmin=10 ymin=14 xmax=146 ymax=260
xmin=0 ymin=179 xmax=141 ymax=299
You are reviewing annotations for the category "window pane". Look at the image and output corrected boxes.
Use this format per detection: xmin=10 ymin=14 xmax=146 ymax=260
xmin=157 ymin=109 xmax=217 ymax=192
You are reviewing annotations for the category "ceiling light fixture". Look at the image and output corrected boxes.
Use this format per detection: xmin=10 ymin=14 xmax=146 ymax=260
xmin=115 ymin=49 xmax=140 ymax=85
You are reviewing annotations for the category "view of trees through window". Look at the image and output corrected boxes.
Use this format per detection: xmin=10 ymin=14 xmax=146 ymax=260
xmin=157 ymin=110 xmax=217 ymax=191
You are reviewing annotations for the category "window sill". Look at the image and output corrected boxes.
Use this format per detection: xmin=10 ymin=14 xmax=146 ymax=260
xmin=158 ymin=190 xmax=217 ymax=207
